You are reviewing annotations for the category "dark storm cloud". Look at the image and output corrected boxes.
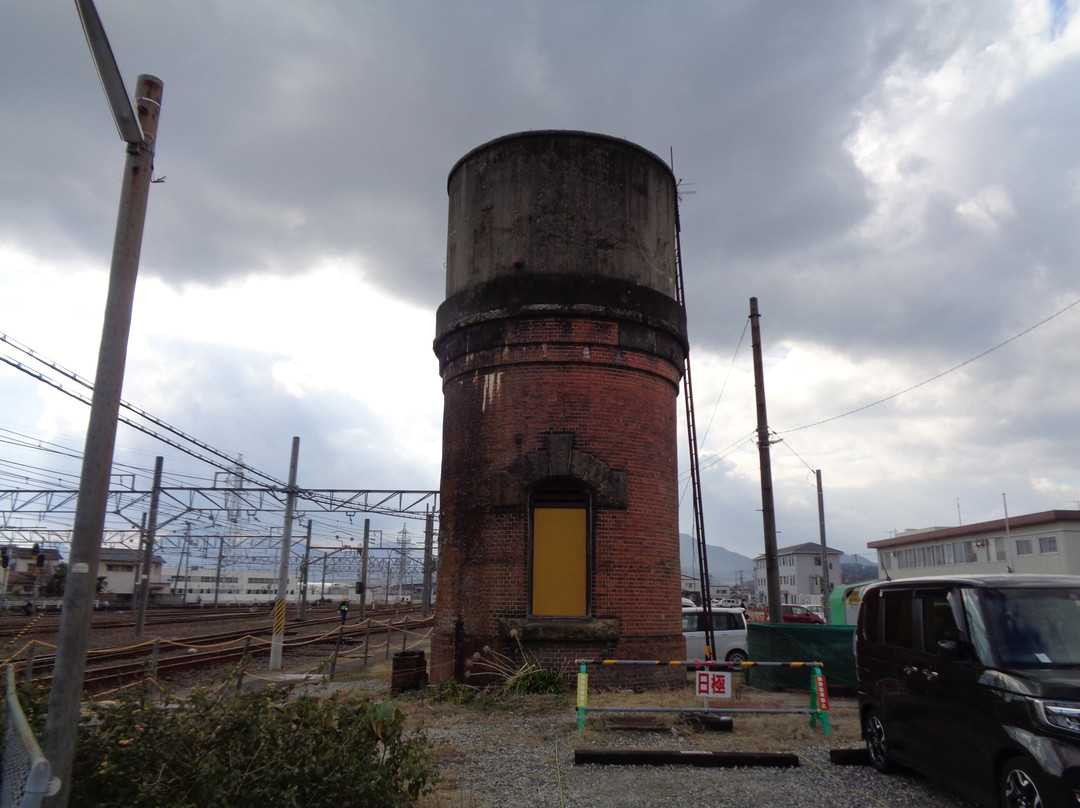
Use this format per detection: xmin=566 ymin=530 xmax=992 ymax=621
xmin=2 ymin=0 xmax=1078 ymax=557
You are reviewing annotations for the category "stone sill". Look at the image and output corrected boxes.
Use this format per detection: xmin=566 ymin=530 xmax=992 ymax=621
xmin=498 ymin=617 xmax=620 ymax=642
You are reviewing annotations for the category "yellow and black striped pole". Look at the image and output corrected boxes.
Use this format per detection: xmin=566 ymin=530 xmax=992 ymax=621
xmin=269 ymin=437 xmax=300 ymax=669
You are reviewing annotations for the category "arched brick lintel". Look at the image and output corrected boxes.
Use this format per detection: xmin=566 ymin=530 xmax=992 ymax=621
xmin=502 ymin=432 xmax=628 ymax=508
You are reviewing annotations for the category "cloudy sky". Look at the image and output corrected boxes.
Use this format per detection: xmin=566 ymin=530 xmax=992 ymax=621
xmin=2 ymin=1 xmax=1078 ymax=568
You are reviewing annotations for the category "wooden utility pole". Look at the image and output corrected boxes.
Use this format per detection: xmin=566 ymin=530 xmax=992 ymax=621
xmin=749 ymin=297 xmax=783 ymax=622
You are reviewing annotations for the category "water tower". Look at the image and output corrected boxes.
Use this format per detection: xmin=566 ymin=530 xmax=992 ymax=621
xmin=431 ymin=131 xmax=688 ymax=686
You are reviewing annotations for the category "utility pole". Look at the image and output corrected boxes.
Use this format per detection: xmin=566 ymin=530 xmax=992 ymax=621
xmin=816 ymin=470 xmax=832 ymax=623
xmin=299 ymin=519 xmax=312 ymax=620
xmin=134 ymin=456 xmax=163 ymax=635
xmin=180 ymin=522 xmax=192 ymax=603
xmin=212 ymin=534 xmax=226 ymax=607
xmin=42 ymin=1 xmax=163 ymax=794
xmin=270 ymin=437 xmax=299 ymax=669
xmin=749 ymin=297 xmax=783 ymax=623
xmin=360 ymin=518 xmax=370 ymax=620
xmin=422 ymin=510 xmax=434 ymax=617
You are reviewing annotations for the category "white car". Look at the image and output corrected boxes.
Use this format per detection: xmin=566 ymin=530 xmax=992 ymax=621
xmin=682 ymin=607 xmax=749 ymax=664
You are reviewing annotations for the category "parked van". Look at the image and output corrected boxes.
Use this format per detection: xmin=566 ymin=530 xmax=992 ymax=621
xmin=682 ymin=607 xmax=748 ymax=664
xmin=856 ymin=575 xmax=1080 ymax=808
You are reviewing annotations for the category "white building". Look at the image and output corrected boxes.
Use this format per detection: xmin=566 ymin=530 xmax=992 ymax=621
xmin=160 ymin=566 xmax=414 ymax=606
xmin=753 ymin=542 xmax=843 ymax=607
xmin=867 ymin=509 xmax=1080 ymax=579
xmin=98 ymin=548 xmax=166 ymax=602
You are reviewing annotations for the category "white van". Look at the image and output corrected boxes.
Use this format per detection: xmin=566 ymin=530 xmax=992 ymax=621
xmin=682 ymin=607 xmax=749 ymax=664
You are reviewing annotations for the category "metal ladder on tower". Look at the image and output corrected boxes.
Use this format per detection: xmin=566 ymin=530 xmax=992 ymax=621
xmin=672 ymin=178 xmax=716 ymax=660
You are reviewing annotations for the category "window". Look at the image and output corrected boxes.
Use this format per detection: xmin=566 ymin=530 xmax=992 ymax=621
xmin=1039 ymin=536 xmax=1058 ymax=554
xmin=992 ymin=537 xmax=1006 ymax=562
xmin=530 ymin=492 xmax=588 ymax=617
xmin=920 ymin=591 xmax=960 ymax=653
xmin=882 ymin=592 xmax=913 ymax=648
xmin=1016 ymin=538 xmax=1033 ymax=556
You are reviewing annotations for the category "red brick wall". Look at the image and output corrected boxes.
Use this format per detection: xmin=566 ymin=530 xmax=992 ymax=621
xmin=431 ymin=312 xmax=686 ymax=684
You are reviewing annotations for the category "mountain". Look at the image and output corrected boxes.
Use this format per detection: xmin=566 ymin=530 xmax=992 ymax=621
xmin=678 ymin=533 xmax=755 ymax=585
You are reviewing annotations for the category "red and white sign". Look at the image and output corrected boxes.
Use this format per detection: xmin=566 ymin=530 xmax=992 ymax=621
xmin=696 ymin=671 xmax=732 ymax=699
xmin=814 ymin=673 xmax=830 ymax=711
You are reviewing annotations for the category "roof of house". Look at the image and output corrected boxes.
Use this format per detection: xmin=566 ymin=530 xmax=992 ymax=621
xmin=867 ymin=510 xmax=1080 ymax=549
xmin=99 ymin=548 xmax=164 ymax=565
xmin=8 ymin=547 xmax=63 ymax=561
xmin=753 ymin=541 xmax=844 ymax=559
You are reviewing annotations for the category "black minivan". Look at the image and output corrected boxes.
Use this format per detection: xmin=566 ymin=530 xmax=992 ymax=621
xmin=856 ymin=575 xmax=1080 ymax=807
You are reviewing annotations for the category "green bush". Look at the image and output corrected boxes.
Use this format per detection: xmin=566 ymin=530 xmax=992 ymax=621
xmin=64 ymin=685 xmax=436 ymax=808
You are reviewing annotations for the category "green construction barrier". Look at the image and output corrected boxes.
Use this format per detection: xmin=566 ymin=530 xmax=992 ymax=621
xmin=743 ymin=623 xmax=856 ymax=691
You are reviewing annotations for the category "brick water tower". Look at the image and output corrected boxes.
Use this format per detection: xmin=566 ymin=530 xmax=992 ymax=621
xmin=431 ymin=131 xmax=688 ymax=686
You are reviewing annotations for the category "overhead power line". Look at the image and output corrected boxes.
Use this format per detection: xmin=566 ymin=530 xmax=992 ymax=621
xmin=778 ymin=294 xmax=1080 ymax=435
xmin=0 ymin=331 xmax=287 ymax=487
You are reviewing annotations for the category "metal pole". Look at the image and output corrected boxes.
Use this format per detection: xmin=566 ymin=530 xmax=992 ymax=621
xmin=321 ymin=555 xmax=328 ymax=604
xmin=269 ymin=436 xmax=299 ymax=669
xmin=360 ymin=518 xmax=370 ymax=620
xmin=422 ymin=510 xmax=434 ymax=618
xmin=181 ymin=524 xmax=191 ymax=604
xmin=212 ymin=534 xmax=226 ymax=608
xmin=749 ymin=297 xmax=783 ymax=623
xmin=135 ymin=455 xmax=163 ymax=635
xmin=133 ymin=512 xmax=146 ymax=610
xmin=299 ymin=519 xmax=312 ymax=620
xmin=816 ymin=470 xmax=832 ymax=623
xmin=42 ymin=73 xmax=163 ymax=808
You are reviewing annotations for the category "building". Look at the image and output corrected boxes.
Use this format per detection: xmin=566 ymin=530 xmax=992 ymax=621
xmin=431 ymin=131 xmax=688 ymax=685
xmin=753 ymin=542 xmax=843 ymax=607
xmin=0 ymin=546 xmax=163 ymax=608
xmin=1 ymin=546 xmax=63 ymax=604
xmin=867 ymin=510 xmax=1080 ymax=579
xmin=97 ymin=548 xmax=166 ymax=603
xmin=160 ymin=566 xmax=413 ymax=607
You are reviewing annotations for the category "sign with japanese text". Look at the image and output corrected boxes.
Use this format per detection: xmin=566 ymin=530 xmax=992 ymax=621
xmin=695 ymin=671 xmax=732 ymax=699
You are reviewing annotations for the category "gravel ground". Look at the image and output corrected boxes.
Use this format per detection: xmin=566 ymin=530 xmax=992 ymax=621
xmin=167 ymin=638 xmax=980 ymax=808
xmin=296 ymin=669 xmax=976 ymax=808
xmin=417 ymin=711 xmax=977 ymax=808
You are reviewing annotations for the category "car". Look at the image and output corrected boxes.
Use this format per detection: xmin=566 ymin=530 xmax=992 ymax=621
xmin=682 ymin=606 xmax=749 ymax=664
xmin=781 ymin=604 xmax=825 ymax=624
xmin=856 ymin=574 xmax=1080 ymax=808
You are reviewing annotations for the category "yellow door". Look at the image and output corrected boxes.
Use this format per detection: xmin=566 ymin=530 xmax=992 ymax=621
xmin=531 ymin=506 xmax=587 ymax=616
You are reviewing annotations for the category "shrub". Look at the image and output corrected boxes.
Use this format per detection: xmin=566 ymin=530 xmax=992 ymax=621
xmin=65 ymin=684 xmax=436 ymax=808
xmin=466 ymin=635 xmax=569 ymax=699
xmin=426 ymin=678 xmax=476 ymax=705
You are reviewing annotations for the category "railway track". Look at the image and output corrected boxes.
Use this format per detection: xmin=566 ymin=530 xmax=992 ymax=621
xmin=0 ymin=605 xmax=344 ymax=639
xmin=7 ymin=606 xmax=430 ymax=693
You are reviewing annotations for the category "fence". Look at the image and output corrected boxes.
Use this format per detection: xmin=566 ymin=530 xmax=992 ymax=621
xmin=574 ymin=658 xmax=831 ymax=736
xmin=2 ymin=665 xmax=59 ymax=808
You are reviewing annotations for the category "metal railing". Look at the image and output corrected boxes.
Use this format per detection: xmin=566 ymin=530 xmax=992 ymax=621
xmin=2 ymin=665 xmax=59 ymax=807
